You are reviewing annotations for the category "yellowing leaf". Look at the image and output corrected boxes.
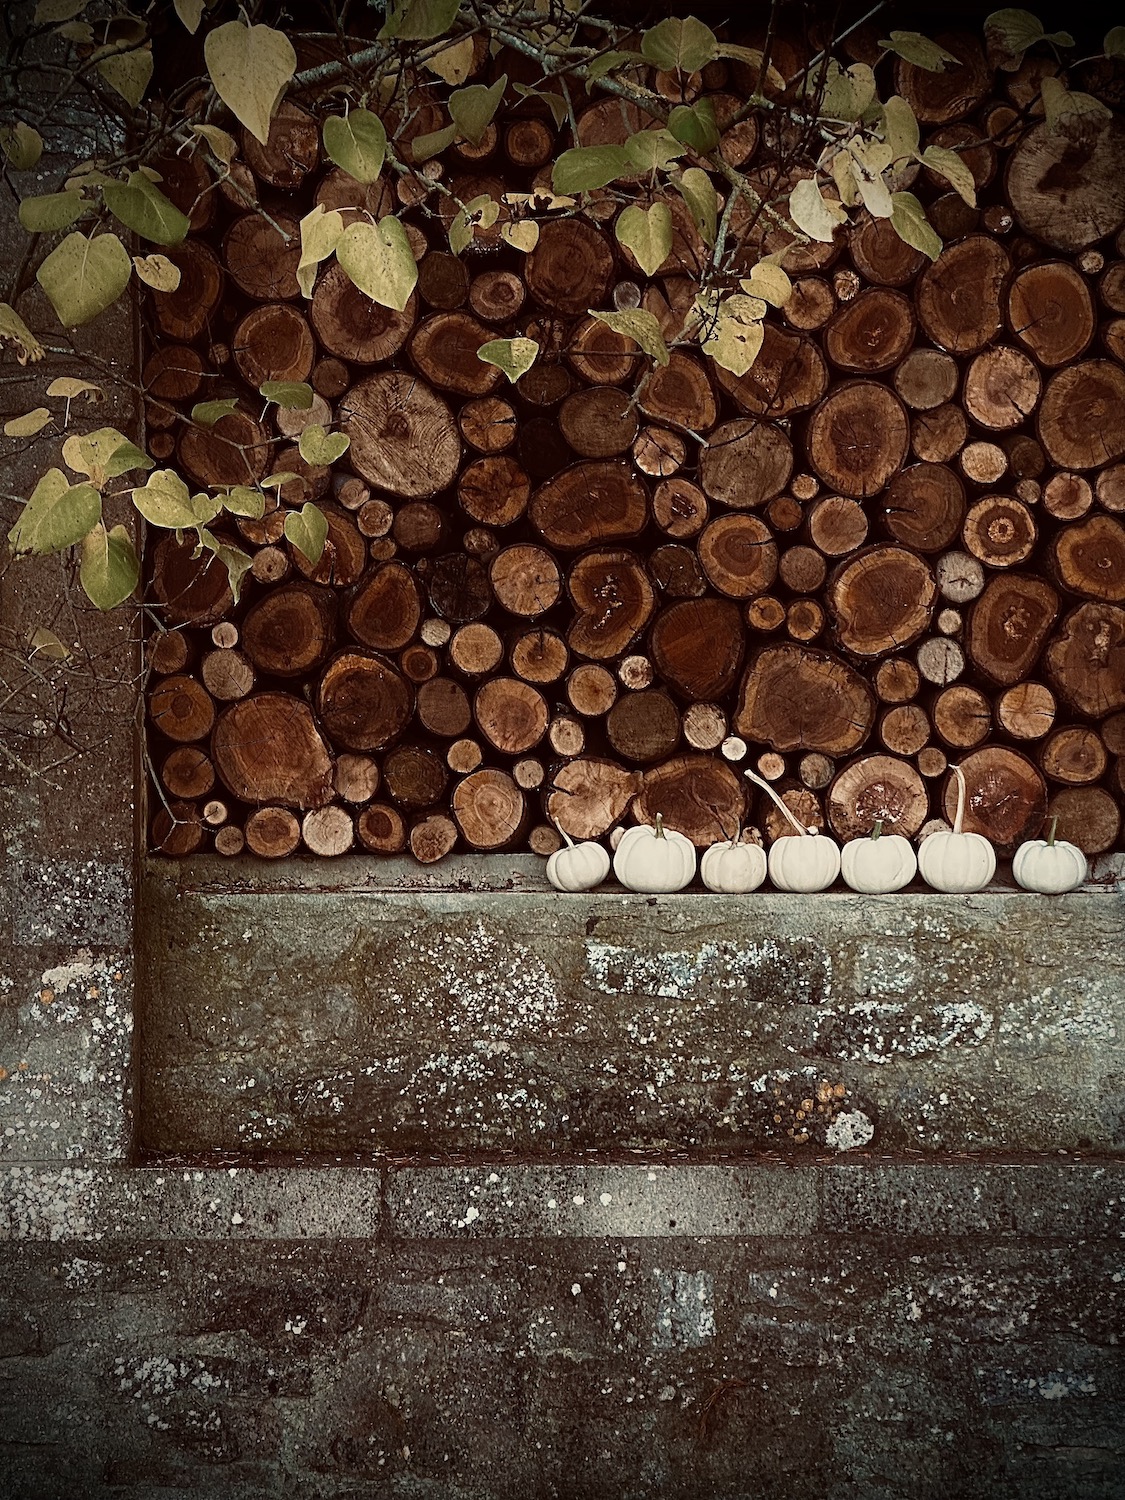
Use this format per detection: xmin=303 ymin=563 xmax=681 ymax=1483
xmin=1041 ymin=76 xmax=1112 ymax=138
xmin=411 ymin=122 xmax=457 ymax=163
xmin=424 ymin=34 xmax=476 ymax=84
xmin=379 ymin=0 xmax=460 ymax=41
xmin=848 ymin=137 xmax=894 ymax=218
xmin=551 ymin=145 xmax=630 ymax=195
xmin=80 ymin=522 xmax=138 ymax=608
xmin=260 ymin=381 xmax=314 ymax=410
xmin=132 ymin=254 xmax=182 ymax=291
xmin=299 ymin=425 xmax=350 ymax=465
xmin=449 ymin=193 xmax=499 ymax=255
xmin=828 ymin=148 xmax=861 ymax=207
xmin=96 ymin=44 xmax=153 ymax=108
xmin=716 ymin=43 xmax=786 ymax=93
xmin=890 ymin=191 xmax=942 ymax=260
xmin=700 ymin=295 xmax=765 ymax=377
xmin=590 ymin=309 xmax=669 ymax=367
xmin=217 ymin=486 xmax=265 ymax=518
xmin=624 ymin=129 xmax=685 ymax=172
xmin=640 ymin=17 xmax=717 ymax=72
xmin=8 ymin=468 xmax=101 ymax=555
xmin=450 ymin=74 xmax=506 ymax=145
xmin=297 ymin=205 xmax=344 ymax=299
xmin=102 ymin=172 xmax=190 ymax=245
xmin=191 ymin=398 xmax=239 ymax=426
xmin=46 ymin=377 xmax=102 ymax=400
xmin=881 ymin=95 xmax=920 ymax=162
xmin=788 ymin=178 xmax=847 ymax=243
xmin=880 ymin=30 xmax=959 ymax=70
xmin=204 ymin=21 xmax=296 ymax=146
xmin=615 ymin=201 xmax=673 ymax=278
xmin=501 ymin=220 xmax=539 ymax=253
xmin=477 ymin=337 xmax=539 ymax=382
xmin=323 ymin=109 xmax=387 ymax=184
xmin=0 ymin=122 xmax=43 ymax=171
xmin=36 ymin=231 xmax=132 ymax=328
xmin=336 ymin=217 xmax=418 ymax=311
xmin=174 ymin=0 xmax=205 ymax=33
xmin=0 ymin=303 xmax=44 ymax=364
xmin=676 ymin=166 xmax=717 ymax=247
xmin=921 ymin=144 xmax=977 ymax=206
xmin=4 ymin=408 xmax=52 ymax=438
xmin=28 ymin=627 xmax=71 ymax=660
xmin=739 ymin=262 xmax=792 ymax=308
xmin=18 ymin=190 xmax=85 ymax=234
xmin=196 ymin=530 xmax=253 ymax=602
xmin=815 ymin=60 xmax=877 ymax=121
xmin=983 ymin=8 xmax=1050 ymax=69
xmin=132 ymin=469 xmax=200 ymax=529
xmin=63 ymin=426 xmax=151 ymax=484
xmin=190 ymin=124 xmax=237 ymax=165
xmin=284 ymin=502 xmax=328 ymax=566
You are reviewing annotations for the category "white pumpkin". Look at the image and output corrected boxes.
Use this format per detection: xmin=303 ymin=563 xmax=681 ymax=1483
xmin=612 ymin=814 xmax=696 ymax=892
xmin=841 ymin=818 xmax=917 ymax=894
xmin=546 ymin=831 xmax=611 ymax=891
xmin=700 ymin=837 xmax=767 ymax=893
xmin=917 ymin=763 xmax=996 ymax=893
xmin=745 ymin=769 xmax=841 ymax=893
xmin=1013 ymin=817 xmax=1087 ymax=893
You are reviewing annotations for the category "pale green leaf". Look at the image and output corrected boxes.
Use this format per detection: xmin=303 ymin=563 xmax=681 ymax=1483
xmin=411 ymin=123 xmax=457 ymax=163
xmin=36 ymin=230 xmax=132 ymax=327
xmin=4 ymin=408 xmax=52 ymax=438
xmin=584 ymin=50 xmax=641 ymax=86
xmin=676 ymin=166 xmax=717 ymax=246
xmin=615 ymin=202 xmax=673 ymax=278
xmin=323 ymin=109 xmax=387 ymax=184
xmin=640 ymin=17 xmax=717 ymax=73
xmin=849 ymin=137 xmax=894 ymax=218
xmin=882 ymin=95 xmax=921 ymax=162
xmin=18 ymin=190 xmax=85 ymax=233
xmin=298 ymin=424 xmax=350 ymax=465
xmin=191 ymin=397 xmax=239 ymax=426
xmin=217 ymin=486 xmax=265 ymax=518
xmin=204 ymin=21 xmax=296 ymax=146
xmin=1106 ymin=26 xmax=1125 ymax=59
xmin=284 ymin=502 xmax=328 ymax=566
xmin=0 ymin=122 xmax=43 ymax=172
xmin=890 ymin=191 xmax=942 ymax=260
xmin=132 ymin=254 xmax=181 ymax=291
xmin=624 ymin=130 xmax=685 ymax=172
xmin=0 ymin=303 xmax=44 ymax=364
xmin=379 ymin=0 xmax=460 ymax=41
xmin=424 ymin=35 xmax=477 ymax=84
xmin=829 ymin=148 xmax=861 ymax=207
xmin=173 ymin=0 xmax=204 ymax=33
xmin=984 ymin=8 xmax=1047 ymax=69
xmin=788 ymin=178 xmax=848 ymax=243
xmin=63 ymin=426 xmax=151 ymax=483
xmin=56 ymin=20 xmax=92 ymax=42
xmin=96 ymin=45 xmax=153 ymax=108
xmin=880 ymin=30 xmax=959 ymax=70
xmin=552 ymin=145 xmax=630 ymax=195
xmin=297 ymin=205 xmax=344 ymax=299
xmin=132 ymin=469 xmax=200 ymax=529
xmin=336 ymin=217 xmax=418 ymax=312
xmin=28 ymin=627 xmax=71 ymax=660
xmin=102 ymin=171 xmax=190 ymax=245
xmin=46 ymin=377 xmax=101 ymax=400
xmin=739 ymin=263 xmax=792 ymax=308
xmin=450 ymin=74 xmax=506 ymax=146
xmin=448 ymin=193 xmax=499 ymax=255
xmin=815 ymin=60 xmax=878 ymax=121
xmin=921 ymin=143 xmax=977 ymax=206
xmin=80 ymin=522 xmax=138 ymax=608
xmin=700 ymin=295 xmax=765 ymax=377
xmin=1041 ymin=76 xmax=1113 ymax=136
xmin=590 ymin=309 xmax=669 ymax=367
xmin=513 ymin=82 xmax=569 ymax=128
xmin=188 ymin=492 xmax=221 ymax=526
xmin=34 ymin=0 xmax=85 ymax=23
xmin=261 ymin=472 xmax=300 ymax=490
xmin=190 ymin=123 xmax=238 ymax=165
xmin=205 ymin=537 xmax=253 ymax=603
xmin=501 ymin=220 xmax=539 ymax=253
xmin=260 ymin=381 xmax=314 ymax=410
xmin=668 ymin=98 xmax=719 ymax=154
xmin=477 ymin=337 xmax=539 ymax=383
xmin=8 ymin=468 xmax=101 ymax=555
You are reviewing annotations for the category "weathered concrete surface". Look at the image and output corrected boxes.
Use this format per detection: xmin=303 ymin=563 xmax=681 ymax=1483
xmin=1 ymin=1162 xmax=1123 ymax=1500
xmin=140 ymin=858 xmax=1125 ymax=1157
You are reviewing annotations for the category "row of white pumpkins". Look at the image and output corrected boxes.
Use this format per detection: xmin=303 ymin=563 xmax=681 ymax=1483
xmin=546 ymin=767 xmax=1089 ymax=896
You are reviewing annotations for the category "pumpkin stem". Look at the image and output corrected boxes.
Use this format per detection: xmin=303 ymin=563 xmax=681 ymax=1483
xmin=949 ymin=762 xmax=967 ymax=835
xmin=1046 ymin=815 xmax=1058 ymax=848
xmin=654 ymin=812 xmax=666 ymax=840
xmin=744 ymin=767 xmax=809 ymax=836
xmin=561 ymin=829 xmax=575 ymax=848
xmin=871 ymin=818 xmax=883 ymax=841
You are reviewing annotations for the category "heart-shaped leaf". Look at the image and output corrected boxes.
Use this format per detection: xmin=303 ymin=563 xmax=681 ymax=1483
xmin=46 ymin=377 xmax=102 ymax=401
xmin=640 ymin=17 xmax=717 ymax=72
xmin=174 ymin=0 xmax=205 ymax=33
xmin=96 ymin=45 xmax=153 ymax=108
xmin=284 ymin=502 xmax=328 ymax=565
xmin=879 ymin=29 xmax=959 ymax=70
xmin=132 ymin=469 xmax=200 ymax=529
xmin=424 ymin=34 xmax=476 ymax=84
xmin=132 ymin=254 xmax=181 ymax=291
xmin=36 ymin=230 xmax=132 ymax=327
xmin=477 ymin=337 xmax=539 ymax=383
xmin=788 ymin=178 xmax=848 ymax=243
xmin=501 ymin=219 xmax=539 ymax=253
xmin=218 ymin=485 xmax=266 ymax=518
xmin=449 ymin=193 xmax=499 ymax=254
xmin=18 ymin=190 xmax=85 ymax=234
xmin=449 ymin=74 xmax=507 ymax=145
xmin=8 ymin=468 xmax=101 ymax=554
xmin=298 ymin=424 xmax=350 ymax=465
xmin=551 ymin=146 xmax=630 ymax=195
xmin=195 ymin=528 xmax=253 ymax=603
xmin=379 ymin=0 xmax=459 ymax=41
xmin=590 ymin=309 xmax=669 ymax=367
xmin=624 ymin=129 xmax=685 ymax=172
xmin=699 ymin=293 xmax=766 ymax=377
xmin=260 ymin=381 xmax=314 ymax=410
xmin=102 ymin=171 xmax=190 ymax=245
xmin=615 ymin=202 xmax=673 ymax=278
xmin=336 ymin=217 xmax=418 ymax=311
xmin=668 ymin=99 xmax=719 ymax=153
xmin=80 ymin=522 xmax=138 ymax=609
xmin=323 ymin=108 xmax=387 ymax=184
xmin=297 ymin=205 xmax=344 ymax=298
xmin=191 ymin=398 xmax=239 ymax=426
xmin=0 ymin=121 xmax=43 ymax=171
xmin=28 ymin=626 xmax=71 ymax=660
xmin=62 ymin=427 xmax=151 ymax=484
xmin=204 ymin=21 xmax=296 ymax=146
xmin=921 ymin=144 xmax=977 ymax=207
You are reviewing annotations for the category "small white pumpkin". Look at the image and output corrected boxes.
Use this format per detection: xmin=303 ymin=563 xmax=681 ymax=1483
xmin=1013 ymin=816 xmax=1087 ymax=893
xmin=700 ymin=834 xmax=767 ymax=893
xmin=546 ymin=830 xmax=611 ymax=891
xmin=841 ymin=818 xmax=917 ymax=894
xmin=613 ymin=813 xmax=696 ymax=892
xmin=745 ymin=769 xmax=841 ymax=893
xmin=917 ymin=763 xmax=996 ymax=893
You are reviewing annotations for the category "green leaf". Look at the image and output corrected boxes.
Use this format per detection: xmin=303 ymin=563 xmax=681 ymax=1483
xmin=284 ymin=502 xmax=328 ymax=566
xmin=260 ymin=381 xmax=314 ymax=410
xmin=881 ymin=95 xmax=920 ymax=162
xmin=668 ymin=98 xmax=719 ymax=154
xmin=624 ymin=130 xmax=685 ymax=172
xmin=675 ymin=166 xmax=717 ymax=247
xmin=191 ymin=398 xmax=239 ymax=426
xmin=297 ymin=205 xmax=344 ymax=299
xmin=218 ymin=485 xmax=265 ymax=519
xmin=814 ymin=60 xmax=878 ymax=121
xmin=188 ymin=492 xmax=221 ymax=526
xmin=921 ymin=144 xmax=977 ymax=206
xmin=96 ymin=45 xmax=153 ymax=108
xmin=788 ymin=178 xmax=848 ymax=243
xmin=450 ymin=74 xmax=506 ymax=146
xmin=8 ymin=469 xmax=101 ymax=555
xmin=0 ymin=302 xmax=44 ymax=364
xmin=880 ymin=30 xmax=959 ymax=70
xmin=298 ymin=425 xmax=350 ymax=465
xmin=477 ymin=337 xmax=539 ymax=383
xmin=174 ymin=0 xmax=205 ymax=33
xmin=1 ymin=122 xmax=43 ymax=172
xmin=448 ymin=193 xmax=498 ymax=255
xmin=513 ymin=82 xmax=568 ymax=128
xmin=132 ymin=469 xmax=200 ymax=529
xmin=699 ymin=294 xmax=765 ymax=377
xmin=62 ymin=426 xmax=151 ymax=484
xmin=584 ymin=50 xmax=641 ymax=86
xmin=4 ymin=408 xmax=52 ymax=438
xmin=204 ymin=21 xmax=296 ymax=146
xmin=379 ymin=0 xmax=460 ymax=41
xmin=204 ymin=537 xmax=253 ymax=603
xmin=322 ymin=109 xmax=387 ymax=184
xmin=1106 ymin=26 xmax=1125 ymax=59
xmin=590 ymin=309 xmax=669 ymax=367
xmin=80 ymin=523 xmax=138 ymax=608
xmin=1040 ymin=76 xmax=1113 ymax=137
xmin=412 ymin=123 xmax=457 ymax=163
xmin=36 ymin=230 xmax=132 ymax=328
xmin=983 ymin=9 xmax=1047 ymax=69
xmin=615 ymin=202 xmax=673 ymax=278
xmin=890 ymin=191 xmax=942 ymax=260
xmin=551 ymin=146 xmax=630 ymax=196
xmin=102 ymin=171 xmax=190 ymax=246
xmin=640 ymin=17 xmax=717 ymax=73
xmin=336 ymin=217 xmax=418 ymax=312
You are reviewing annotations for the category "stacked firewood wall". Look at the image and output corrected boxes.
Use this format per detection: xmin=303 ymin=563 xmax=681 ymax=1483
xmin=145 ymin=35 xmax=1125 ymax=863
